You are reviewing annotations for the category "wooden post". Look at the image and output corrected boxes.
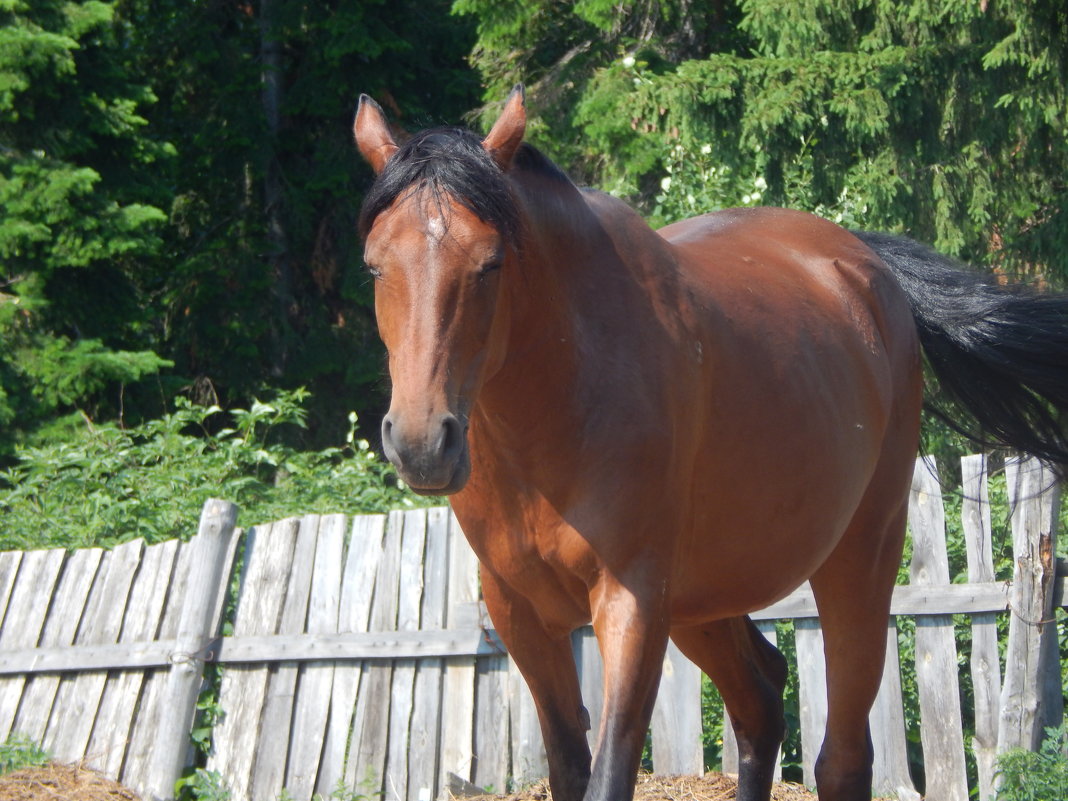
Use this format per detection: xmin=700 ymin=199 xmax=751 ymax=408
xmin=145 ymin=499 xmax=238 ymax=801
xmin=908 ymin=457 xmax=968 ymax=801
xmin=794 ymin=615 xmax=827 ymax=788
xmin=998 ymin=457 xmax=1062 ymax=754
xmin=961 ymin=455 xmax=1002 ymax=801
xmin=649 ymin=640 xmax=703 ymax=774
xmin=870 ymin=620 xmax=918 ymax=801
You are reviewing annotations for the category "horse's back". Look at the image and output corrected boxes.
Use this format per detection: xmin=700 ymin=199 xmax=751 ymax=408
xmin=660 ymin=207 xmax=918 ymax=375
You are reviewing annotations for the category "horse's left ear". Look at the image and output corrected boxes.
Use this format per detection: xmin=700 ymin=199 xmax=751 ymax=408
xmin=482 ymin=85 xmax=526 ymax=170
xmin=354 ymin=94 xmax=399 ymax=175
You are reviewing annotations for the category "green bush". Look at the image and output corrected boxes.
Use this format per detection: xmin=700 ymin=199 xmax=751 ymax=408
xmin=0 ymin=389 xmax=425 ymax=550
xmin=995 ymin=725 xmax=1068 ymax=801
xmin=0 ymin=735 xmax=49 ymax=775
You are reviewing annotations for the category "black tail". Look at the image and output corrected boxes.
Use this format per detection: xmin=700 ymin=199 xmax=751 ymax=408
xmin=854 ymin=230 xmax=1068 ymax=475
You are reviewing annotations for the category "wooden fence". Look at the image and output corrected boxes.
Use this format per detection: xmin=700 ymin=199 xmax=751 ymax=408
xmin=0 ymin=455 xmax=1062 ymax=801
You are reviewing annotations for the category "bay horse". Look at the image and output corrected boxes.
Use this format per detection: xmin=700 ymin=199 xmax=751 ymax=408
xmin=353 ymin=86 xmax=1068 ymax=801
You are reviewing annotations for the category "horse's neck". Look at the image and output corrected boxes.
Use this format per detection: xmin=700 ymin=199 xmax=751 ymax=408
xmin=508 ymin=177 xmax=631 ymax=351
xmin=476 ymin=174 xmax=678 ymax=446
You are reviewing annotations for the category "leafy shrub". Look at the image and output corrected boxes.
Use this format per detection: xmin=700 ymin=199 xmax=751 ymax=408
xmin=0 ymin=735 xmax=49 ymax=775
xmin=0 ymin=389 xmax=425 ymax=550
xmin=175 ymin=767 xmax=231 ymax=801
xmin=995 ymin=725 xmax=1068 ymax=800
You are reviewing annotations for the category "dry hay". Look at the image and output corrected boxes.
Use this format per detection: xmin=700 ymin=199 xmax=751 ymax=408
xmin=457 ymin=773 xmax=818 ymax=801
xmin=0 ymin=767 xmax=818 ymax=801
xmin=0 ymin=763 xmax=141 ymax=801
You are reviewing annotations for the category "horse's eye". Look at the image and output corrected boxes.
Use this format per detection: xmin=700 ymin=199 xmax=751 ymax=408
xmin=478 ymin=259 xmax=503 ymax=277
xmin=365 ymin=263 xmax=383 ymax=280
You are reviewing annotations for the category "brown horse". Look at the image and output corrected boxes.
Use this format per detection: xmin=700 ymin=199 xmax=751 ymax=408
xmin=353 ymin=86 xmax=1068 ymax=801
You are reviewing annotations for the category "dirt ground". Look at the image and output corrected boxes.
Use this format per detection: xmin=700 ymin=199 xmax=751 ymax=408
xmin=476 ymin=774 xmax=819 ymax=801
xmin=0 ymin=765 xmax=818 ymax=801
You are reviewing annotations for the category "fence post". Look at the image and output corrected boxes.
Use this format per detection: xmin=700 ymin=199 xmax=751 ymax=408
xmin=145 ymin=498 xmax=239 ymax=801
xmin=908 ymin=456 xmax=968 ymax=801
xmin=961 ymin=454 xmax=1001 ymax=801
xmin=998 ymin=457 xmax=1062 ymax=754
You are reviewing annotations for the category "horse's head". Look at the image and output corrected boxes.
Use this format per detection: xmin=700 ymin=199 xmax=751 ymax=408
xmin=354 ymin=87 xmax=526 ymax=495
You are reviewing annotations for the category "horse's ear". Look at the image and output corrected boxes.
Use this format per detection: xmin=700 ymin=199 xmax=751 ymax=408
xmin=354 ymin=94 xmax=399 ymax=175
xmin=482 ymin=85 xmax=526 ymax=171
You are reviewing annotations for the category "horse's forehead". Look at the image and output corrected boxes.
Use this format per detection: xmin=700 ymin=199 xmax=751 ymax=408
xmin=372 ymin=190 xmax=498 ymax=256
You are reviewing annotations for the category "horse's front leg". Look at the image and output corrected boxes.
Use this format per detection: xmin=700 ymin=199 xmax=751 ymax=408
xmin=480 ymin=565 xmax=592 ymax=801
xmin=585 ymin=571 xmax=670 ymax=801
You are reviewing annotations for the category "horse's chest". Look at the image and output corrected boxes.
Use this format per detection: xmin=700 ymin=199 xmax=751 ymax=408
xmin=454 ymin=502 xmax=597 ymax=631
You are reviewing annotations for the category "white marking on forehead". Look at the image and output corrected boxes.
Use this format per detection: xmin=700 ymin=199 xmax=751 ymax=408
xmin=426 ymin=214 xmax=447 ymax=245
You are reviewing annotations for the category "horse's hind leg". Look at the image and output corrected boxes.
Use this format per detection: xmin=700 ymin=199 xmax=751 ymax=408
xmin=671 ymin=617 xmax=787 ymax=801
xmin=809 ymin=492 xmax=910 ymax=801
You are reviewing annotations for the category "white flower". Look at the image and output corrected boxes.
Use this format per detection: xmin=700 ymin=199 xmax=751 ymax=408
xmin=700 ymin=144 xmax=712 ymax=155
xmin=661 ymin=176 xmax=673 ymax=191
xmin=622 ymin=55 xmax=636 ymax=68
xmin=754 ymin=176 xmax=767 ymax=190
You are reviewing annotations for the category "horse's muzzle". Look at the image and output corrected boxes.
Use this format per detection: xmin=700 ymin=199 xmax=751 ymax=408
xmin=380 ymin=411 xmax=471 ymax=495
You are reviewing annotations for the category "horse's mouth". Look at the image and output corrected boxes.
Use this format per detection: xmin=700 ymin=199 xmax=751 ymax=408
xmin=398 ymin=453 xmax=471 ymax=497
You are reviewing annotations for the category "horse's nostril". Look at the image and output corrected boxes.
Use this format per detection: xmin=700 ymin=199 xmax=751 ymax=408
xmin=439 ymin=414 xmax=464 ymax=461
xmin=381 ymin=416 xmax=400 ymax=466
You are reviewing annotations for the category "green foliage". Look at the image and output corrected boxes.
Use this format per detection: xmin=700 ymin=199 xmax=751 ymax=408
xmin=1 ymin=1 xmax=482 ymax=454
xmin=0 ymin=734 xmax=50 ymax=775
xmin=460 ymin=0 xmax=1068 ymax=285
xmin=0 ymin=388 xmax=424 ymax=550
xmin=995 ymin=725 xmax=1068 ymax=801
xmin=318 ymin=774 xmax=381 ymax=801
xmin=0 ymin=0 xmax=172 ymax=451
xmin=117 ymin=0 xmax=479 ymax=446
xmin=176 ymin=768 xmax=231 ymax=801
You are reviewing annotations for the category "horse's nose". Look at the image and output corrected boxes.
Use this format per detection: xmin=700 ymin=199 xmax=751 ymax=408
xmin=381 ymin=411 xmax=466 ymax=490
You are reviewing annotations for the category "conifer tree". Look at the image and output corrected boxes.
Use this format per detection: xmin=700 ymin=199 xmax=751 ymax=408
xmin=0 ymin=0 xmax=171 ymax=449
xmin=458 ymin=0 xmax=1068 ymax=281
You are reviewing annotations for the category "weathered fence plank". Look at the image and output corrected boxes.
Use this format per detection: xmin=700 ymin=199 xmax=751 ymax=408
xmin=650 ymin=641 xmax=703 ymax=774
xmin=473 ymin=653 xmax=510 ymax=792
xmin=508 ymin=656 xmax=547 ymax=787
xmin=0 ymin=550 xmax=23 ymax=630
xmin=998 ymin=457 xmax=1063 ymax=752
xmin=249 ymin=514 xmax=320 ymax=801
xmin=89 ymin=538 xmax=178 ymax=777
xmin=869 ymin=621 xmax=917 ymax=800
xmin=962 ymin=455 xmax=1001 ymax=801
xmin=439 ymin=511 xmax=481 ymax=792
xmin=46 ymin=538 xmax=144 ymax=764
xmin=208 ymin=517 xmax=300 ymax=800
xmin=574 ymin=628 xmax=604 ymax=754
xmin=12 ymin=547 xmax=102 ymax=744
xmin=319 ymin=513 xmax=386 ymax=797
xmin=908 ymin=457 xmax=968 ymax=801
xmin=286 ymin=513 xmax=346 ymax=800
xmin=794 ymin=615 xmax=826 ymax=788
xmin=0 ymin=547 xmax=66 ymax=741
xmin=347 ymin=510 xmax=404 ymax=796
xmin=385 ymin=509 xmax=429 ymax=801
xmin=409 ymin=507 xmax=450 ymax=801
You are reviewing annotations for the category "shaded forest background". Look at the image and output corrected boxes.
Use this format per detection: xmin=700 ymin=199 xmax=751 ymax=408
xmin=2 ymin=0 xmax=1066 ymax=543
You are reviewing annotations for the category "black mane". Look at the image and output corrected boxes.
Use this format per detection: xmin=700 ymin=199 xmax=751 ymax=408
xmin=358 ymin=127 xmax=517 ymax=240
xmin=358 ymin=127 xmax=570 ymax=240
